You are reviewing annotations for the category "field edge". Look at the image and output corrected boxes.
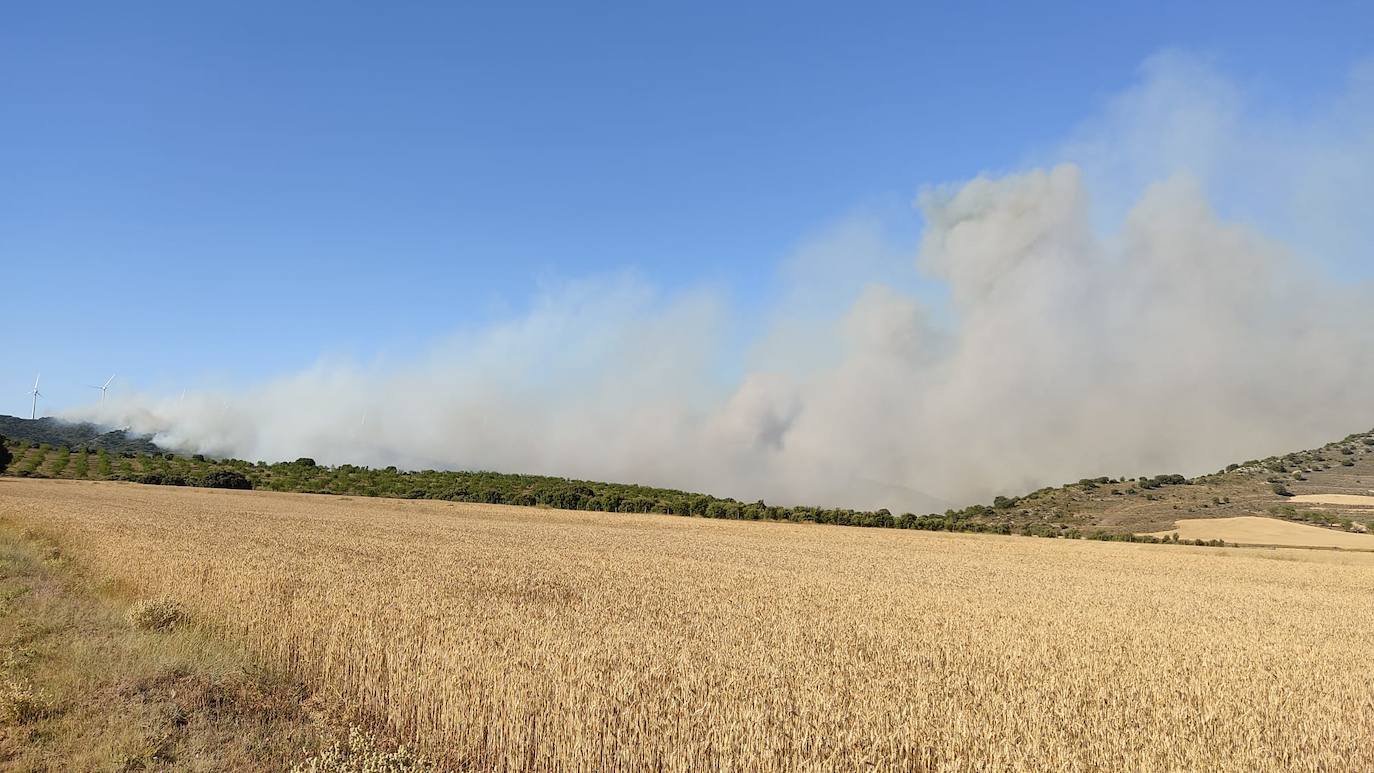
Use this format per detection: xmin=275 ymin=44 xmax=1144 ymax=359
xmin=0 ymin=519 xmax=433 ymax=771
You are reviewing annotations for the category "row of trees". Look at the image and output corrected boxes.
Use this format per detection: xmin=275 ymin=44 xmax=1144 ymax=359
xmin=130 ymin=470 xmax=252 ymax=490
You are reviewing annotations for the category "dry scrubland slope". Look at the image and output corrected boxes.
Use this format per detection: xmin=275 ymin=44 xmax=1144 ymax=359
xmin=5 ymin=478 xmax=1374 ymax=771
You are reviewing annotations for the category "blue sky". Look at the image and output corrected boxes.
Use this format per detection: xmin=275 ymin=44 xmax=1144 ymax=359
xmin=3 ymin=1 xmax=1372 ymax=418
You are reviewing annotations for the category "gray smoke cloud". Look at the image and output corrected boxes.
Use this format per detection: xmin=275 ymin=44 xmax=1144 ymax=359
xmin=67 ymin=53 xmax=1374 ymax=512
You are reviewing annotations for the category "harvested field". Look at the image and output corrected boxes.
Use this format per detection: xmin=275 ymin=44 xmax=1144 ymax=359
xmin=1289 ymin=493 xmax=1374 ymax=507
xmin=1149 ymin=515 xmax=1374 ymax=550
xmin=5 ymin=477 xmax=1374 ymax=771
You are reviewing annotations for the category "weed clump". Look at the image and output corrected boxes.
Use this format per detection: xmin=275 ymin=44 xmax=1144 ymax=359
xmin=127 ymin=598 xmax=189 ymax=631
xmin=0 ymin=679 xmax=52 ymax=724
xmin=291 ymin=726 xmax=434 ymax=773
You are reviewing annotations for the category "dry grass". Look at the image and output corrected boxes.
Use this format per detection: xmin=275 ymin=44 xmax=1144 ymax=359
xmin=127 ymin=598 xmax=191 ymax=632
xmin=5 ymin=477 xmax=1374 ymax=770
xmin=0 ymin=679 xmax=52 ymax=725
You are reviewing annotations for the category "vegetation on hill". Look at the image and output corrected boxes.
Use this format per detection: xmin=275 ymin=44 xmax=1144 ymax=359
xmin=4 ymin=423 xmax=1372 ymax=543
xmin=0 ymin=415 xmax=162 ymax=454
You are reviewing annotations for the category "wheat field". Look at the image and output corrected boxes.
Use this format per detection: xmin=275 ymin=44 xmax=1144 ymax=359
xmin=1150 ymin=516 xmax=1374 ymax=550
xmin=4 ymin=478 xmax=1374 ymax=771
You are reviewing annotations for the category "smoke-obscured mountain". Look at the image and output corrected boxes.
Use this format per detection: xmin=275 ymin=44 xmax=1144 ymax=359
xmin=0 ymin=415 xmax=165 ymax=454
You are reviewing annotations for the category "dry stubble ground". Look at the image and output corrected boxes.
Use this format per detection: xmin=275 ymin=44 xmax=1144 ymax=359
xmin=3 ymin=477 xmax=1374 ymax=771
xmin=1149 ymin=516 xmax=1374 ymax=550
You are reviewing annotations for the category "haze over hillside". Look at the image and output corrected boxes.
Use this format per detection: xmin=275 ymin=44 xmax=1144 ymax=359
xmin=61 ymin=54 xmax=1374 ymax=512
xmin=0 ymin=415 xmax=161 ymax=454
xmin=9 ymin=415 xmax=1372 ymax=546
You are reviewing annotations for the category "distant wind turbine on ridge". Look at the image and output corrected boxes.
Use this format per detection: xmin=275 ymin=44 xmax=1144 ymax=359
xmin=30 ymin=374 xmax=41 ymax=420
xmin=88 ymin=374 xmax=116 ymax=405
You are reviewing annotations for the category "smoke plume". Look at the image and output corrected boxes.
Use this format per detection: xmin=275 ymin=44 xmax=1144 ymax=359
xmin=68 ymin=54 xmax=1374 ymax=512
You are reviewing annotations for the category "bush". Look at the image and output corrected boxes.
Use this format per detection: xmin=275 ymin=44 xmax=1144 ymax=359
xmin=295 ymin=457 xmax=317 ymax=467
xmin=0 ymin=438 xmax=11 ymax=475
xmin=127 ymin=598 xmax=189 ymax=631
xmin=199 ymin=470 xmax=252 ymax=490
xmin=135 ymin=472 xmax=188 ymax=486
xmin=1271 ymin=483 xmax=1294 ymax=497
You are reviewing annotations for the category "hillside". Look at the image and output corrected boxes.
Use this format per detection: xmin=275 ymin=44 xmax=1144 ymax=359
xmin=0 ymin=415 xmax=164 ymax=454
xmin=4 ymin=422 xmax=1372 ymax=542
xmin=996 ymin=428 xmax=1374 ymax=537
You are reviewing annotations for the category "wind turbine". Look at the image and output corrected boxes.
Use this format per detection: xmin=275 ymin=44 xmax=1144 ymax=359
xmin=30 ymin=374 xmax=41 ymax=420
xmin=88 ymin=374 xmax=116 ymax=405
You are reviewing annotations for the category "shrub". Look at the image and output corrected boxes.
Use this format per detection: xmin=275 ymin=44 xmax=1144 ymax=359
xmin=199 ymin=470 xmax=252 ymax=490
xmin=136 ymin=472 xmax=188 ymax=486
xmin=295 ymin=458 xmax=318 ymax=467
xmin=1271 ymin=483 xmax=1294 ymax=497
xmin=291 ymin=726 xmax=434 ymax=773
xmin=127 ymin=598 xmax=189 ymax=631
xmin=0 ymin=438 xmax=11 ymax=475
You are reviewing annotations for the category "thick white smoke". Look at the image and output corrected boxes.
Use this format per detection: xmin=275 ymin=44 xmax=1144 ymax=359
xmin=68 ymin=54 xmax=1374 ymax=512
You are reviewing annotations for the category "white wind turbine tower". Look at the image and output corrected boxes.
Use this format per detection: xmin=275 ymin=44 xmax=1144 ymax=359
xmin=88 ymin=374 xmax=116 ymax=405
xmin=30 ymin=374 xmax=41 ymax=420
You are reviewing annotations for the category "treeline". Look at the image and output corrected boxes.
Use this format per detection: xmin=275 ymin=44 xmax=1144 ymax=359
xmin=1 ymin=439 xmax=1228 ymax=547
xmin=143 ymin=459 xmax=1224 ymax=545
xmin=129 ymin=470 xmax=252 ymax=490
